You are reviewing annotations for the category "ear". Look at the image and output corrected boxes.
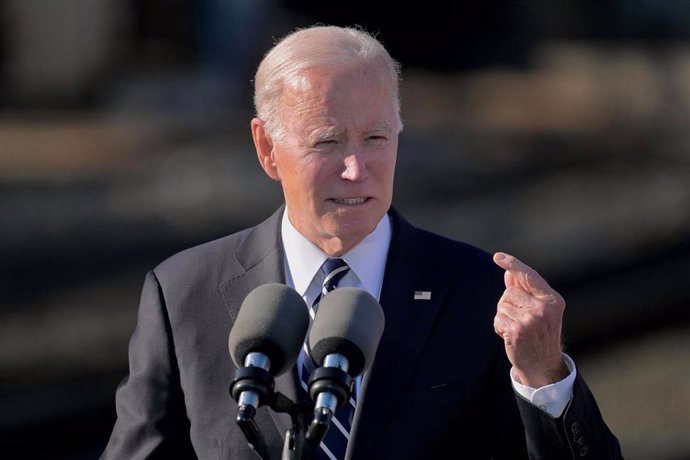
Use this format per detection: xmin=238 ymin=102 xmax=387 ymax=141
xmin=251 ymin=118 xmax=281 ymax=181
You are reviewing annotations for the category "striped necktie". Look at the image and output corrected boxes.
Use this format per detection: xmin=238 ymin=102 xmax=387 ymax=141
xmin=301 ymin=258 xmax=354 ymax=460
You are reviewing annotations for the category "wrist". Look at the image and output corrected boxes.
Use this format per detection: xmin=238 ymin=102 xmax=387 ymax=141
xmin=513 ymin=356 xmax=569 ymax=388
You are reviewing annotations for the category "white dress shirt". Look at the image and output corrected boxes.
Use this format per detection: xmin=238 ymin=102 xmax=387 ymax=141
xmin=280 ymin=210 xmax=575 ymax=418
xmin=282 ymin=210 xmax=391 ymax=397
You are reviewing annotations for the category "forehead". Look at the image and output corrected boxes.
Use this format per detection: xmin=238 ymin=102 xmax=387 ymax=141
xmin=280 ymin=63 xmax=394 ymax=122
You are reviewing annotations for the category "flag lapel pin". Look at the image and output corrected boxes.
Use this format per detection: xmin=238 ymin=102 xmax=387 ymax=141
xmin=414 ymin=291 xmax=432 ymax=300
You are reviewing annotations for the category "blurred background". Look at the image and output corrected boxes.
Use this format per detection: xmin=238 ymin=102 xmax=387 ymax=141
xmin=1 ymin=1 xmax=689 ymax=459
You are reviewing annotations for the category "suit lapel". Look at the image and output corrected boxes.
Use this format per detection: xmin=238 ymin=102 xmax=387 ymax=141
xmin=219 ymin=205 xmax=302 ymax=441
xmin=219 ymin=206 xmax=286 ymax=317
xmin=348 ymin=210 xmax=446 ymax=459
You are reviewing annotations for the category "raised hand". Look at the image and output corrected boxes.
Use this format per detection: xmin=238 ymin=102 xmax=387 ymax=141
xmin=493 ymin=252 xmax=569 ymax=388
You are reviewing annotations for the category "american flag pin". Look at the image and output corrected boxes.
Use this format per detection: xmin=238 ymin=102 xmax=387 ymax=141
xmin=414 ymin=291 xmax=432 ymax=300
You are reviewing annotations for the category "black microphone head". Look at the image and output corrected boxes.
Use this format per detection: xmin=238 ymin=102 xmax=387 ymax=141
xmin=308 ymin=287 xmax=385 ymax=376
xmin=228 ymin=283 xmax=308 ymax=376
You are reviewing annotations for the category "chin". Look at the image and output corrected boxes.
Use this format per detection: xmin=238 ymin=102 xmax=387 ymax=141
xmin=332 ymin=218 xmax=378 ymax=242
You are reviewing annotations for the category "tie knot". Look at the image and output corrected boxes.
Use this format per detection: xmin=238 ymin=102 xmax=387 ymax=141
xmin=321 ymin=258 xmax=349 ymax=293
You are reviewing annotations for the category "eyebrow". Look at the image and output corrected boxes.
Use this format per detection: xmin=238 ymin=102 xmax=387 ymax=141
xmin=312 ymin=122 xmax=394 ymax=141
xmin=314 ymin=128 xmax=342 ymax=141
xmin=364 ymin=122 xmax=394 ymax=134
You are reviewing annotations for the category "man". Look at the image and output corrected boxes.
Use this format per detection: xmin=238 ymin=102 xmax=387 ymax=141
xmin=102 ymin=26 xmax=622 ymax=459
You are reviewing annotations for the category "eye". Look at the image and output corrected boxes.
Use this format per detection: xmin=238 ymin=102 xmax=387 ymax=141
xmin=314 ymin=139 xmax=337 ymax=148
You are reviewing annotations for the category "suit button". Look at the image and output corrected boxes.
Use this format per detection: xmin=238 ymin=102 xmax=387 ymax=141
xmin=571 ymin=421 xmax=580 ymax=433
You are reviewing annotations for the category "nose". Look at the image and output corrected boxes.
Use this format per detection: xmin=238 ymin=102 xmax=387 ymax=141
xmin=341 ymin=149 xmax=368 ymax=182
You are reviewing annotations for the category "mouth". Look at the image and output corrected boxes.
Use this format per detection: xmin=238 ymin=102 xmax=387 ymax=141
xmin=330 ymin=197 xmax=369 ymax=205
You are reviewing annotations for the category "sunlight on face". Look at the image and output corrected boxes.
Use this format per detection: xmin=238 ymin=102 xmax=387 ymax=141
xmin=271 ymin=62 xmax=399 ymax=255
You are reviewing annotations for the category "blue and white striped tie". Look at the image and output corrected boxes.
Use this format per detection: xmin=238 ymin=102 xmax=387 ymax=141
xmin=301 ymin=258 xmax=355 ymax=460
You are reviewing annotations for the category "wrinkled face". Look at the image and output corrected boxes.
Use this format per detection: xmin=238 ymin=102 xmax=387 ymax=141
xmin=253 ymin=63 xmax=399 ymax=256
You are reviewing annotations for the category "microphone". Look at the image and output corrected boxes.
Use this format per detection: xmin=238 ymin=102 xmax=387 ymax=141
xmin=305 ymin=287 xmax=385 ymax=444
xmin=227 ymin=283 xmax=309 ymax=459
xmin=228 ymin=283 xmax=309 ymax=409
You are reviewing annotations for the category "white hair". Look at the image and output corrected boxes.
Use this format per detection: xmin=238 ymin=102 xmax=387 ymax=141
xmin=253 ymin=25 xmax=403 ymax=142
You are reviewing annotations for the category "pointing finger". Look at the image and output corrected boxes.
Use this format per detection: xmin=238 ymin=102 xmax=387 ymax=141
xmin=493 ymin=252 xmax=552 ymax=297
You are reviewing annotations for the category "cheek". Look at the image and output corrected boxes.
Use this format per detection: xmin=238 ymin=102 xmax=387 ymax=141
xmin=275 ymin=149 xmax=308 ymax=184
xmin=372 ymin=149 xmax=397 ymax=182
xmin=308 ymin=171 xmax=333 ymax=204
xmin=288 ymin=161 xmax=329 ymax=203
xmin=302 ymin=155 xmax=337 ymax=187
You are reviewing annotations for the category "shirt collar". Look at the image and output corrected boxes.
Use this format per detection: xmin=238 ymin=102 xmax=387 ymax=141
xmin=281 ymin=209 xmax=392 ymax=298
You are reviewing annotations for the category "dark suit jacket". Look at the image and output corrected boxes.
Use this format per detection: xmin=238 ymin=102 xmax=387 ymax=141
xmin=102 ymin=207 xmax=622 ymax=459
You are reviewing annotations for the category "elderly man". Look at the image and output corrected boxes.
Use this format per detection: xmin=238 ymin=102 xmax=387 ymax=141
xmin=102 ymin=26 xmax=622 ymax=459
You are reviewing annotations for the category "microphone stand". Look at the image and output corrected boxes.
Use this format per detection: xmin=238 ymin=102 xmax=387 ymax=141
xmin=231 ymin=361 xmax=353 ymax=460
xmin=230 ymin=368 xmax=316 ymax=460
xmin=271 ymin=392 xmax=309 ymax=460
xmin=274 ymin=386 xmax=345 ymax=460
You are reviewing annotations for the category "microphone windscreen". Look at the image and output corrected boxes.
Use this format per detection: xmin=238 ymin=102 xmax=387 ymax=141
xmin=228 ymin=283 xmax=308 ymax=376
xmin=308 ymin=287 xmax=385 ymax=376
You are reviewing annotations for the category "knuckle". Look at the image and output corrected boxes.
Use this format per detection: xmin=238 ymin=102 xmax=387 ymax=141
xmin=496 ymin=303 xmax=506 ymax=315
xmin=525 ymin=270 xmax=535 ymax=283
xmin=494 ymin=314 xmax=507 ymax=329
xmin=522 ymin=315 xmax=536 ymax=330
xmin=532 ymin=303 xmax=547 ymax=319
xmin=556 ymin=293 xmax=566 ymax=308
xmin=524 ymin=267 xmax=541 ymax=283
xmin=508 ymin=322 xmax=521 ymax=338
xmin=497 ymin=293 xmax=509 ymax=306
xmin=545 ymin=293 xmax=560 ymax=305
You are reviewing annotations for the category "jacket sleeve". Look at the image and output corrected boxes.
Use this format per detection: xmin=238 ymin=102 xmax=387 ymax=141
xmin=516 ymin=372 xmax=623 ymax=460
xmin=487 ymin=339 xmax=531 ymax=460
xmin=101 ymin=271 xmax=196 ymax=459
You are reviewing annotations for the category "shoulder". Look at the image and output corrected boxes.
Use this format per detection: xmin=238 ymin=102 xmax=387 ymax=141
xmin=157 ymin=228 xmax=251 ymax=273
xmin=390 ymin=208 xmax=500 ymax=277
xmin=416 ymin=228 xmax=505 ymax=302
xmin=421 ymin=226 xmax=494 ymax=265
xmin=152 ymin=206 xmax=284 ymax=283
xmin=150 ymin=228 xmax=252 ymax=291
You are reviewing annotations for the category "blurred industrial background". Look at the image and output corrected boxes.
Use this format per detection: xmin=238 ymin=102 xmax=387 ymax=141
xmin=1 ymin=1 xmax=689 ymax=459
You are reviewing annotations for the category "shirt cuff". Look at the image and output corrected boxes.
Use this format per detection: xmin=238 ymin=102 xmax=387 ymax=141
xmin=511 ymin=353 xmax=576 ymax=418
